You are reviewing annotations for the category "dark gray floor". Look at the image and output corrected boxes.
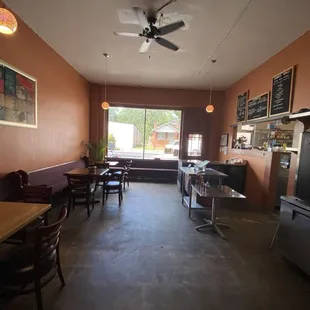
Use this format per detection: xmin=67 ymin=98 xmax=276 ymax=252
xmin=2 ymin=183 xmax=310 ymax=310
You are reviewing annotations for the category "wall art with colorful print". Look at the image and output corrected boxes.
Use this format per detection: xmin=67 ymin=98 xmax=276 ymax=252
xmin=0 ymin=60 xmax=37 ymax=128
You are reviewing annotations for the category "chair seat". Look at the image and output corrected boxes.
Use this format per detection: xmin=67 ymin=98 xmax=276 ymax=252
xmin=106 ymin=181 xmax=121 ymax=187
xmin=0 ymin=246 xmax=56 ymax=286
xmin=71 ymin=187 xmax=95 ymax=197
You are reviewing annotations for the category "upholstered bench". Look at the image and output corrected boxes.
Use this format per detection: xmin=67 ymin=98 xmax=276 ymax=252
xmin=19 ymin=159 xmax=86 ymax=195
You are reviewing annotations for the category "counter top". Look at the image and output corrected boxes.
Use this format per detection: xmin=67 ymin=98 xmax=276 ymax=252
xmin=209 ymin=161 xmax=247 ymax=166
xmin=179 ymin=159 xmax=247 ymax=166
xmin=180 ymin=167 xmax=228 ymax=178
xmin=281 ymin=196 xmax=310 ymax=212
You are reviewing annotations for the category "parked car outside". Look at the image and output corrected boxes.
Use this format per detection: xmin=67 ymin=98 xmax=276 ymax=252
xmin=108 ymin=149 xmax=120 ymax=158
xmin=164 ymin=140 xmax=179 ymax=156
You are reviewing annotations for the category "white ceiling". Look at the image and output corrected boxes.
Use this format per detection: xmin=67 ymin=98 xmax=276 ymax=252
xmin=4 ymin=0 xmax=310 ymax=90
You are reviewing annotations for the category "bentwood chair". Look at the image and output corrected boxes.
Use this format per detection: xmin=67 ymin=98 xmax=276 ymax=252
xmin=113 ymin=160 xmax=132 ymax=190
xmin=66 ymin=175 xmax=95 ymax=218
xmin=0 ymin=207 xmax=67 ymax=310
xmin=105 ymin=170 xmax=124 ymax=206
xmin=94 ymin=162 xmax=111 ymax=197
xmin=123 ymin=160 xmax=132 ymax=189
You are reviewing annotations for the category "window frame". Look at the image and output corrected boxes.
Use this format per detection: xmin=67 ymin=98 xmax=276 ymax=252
xmin=187 ymin=133 xmax=203 ymax=157
xmin=107 ymin=105 xmax=182 ymax=160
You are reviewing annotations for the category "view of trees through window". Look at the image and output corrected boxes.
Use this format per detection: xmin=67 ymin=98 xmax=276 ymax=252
xmin=108 ymin=107 xmax=182 ymax=159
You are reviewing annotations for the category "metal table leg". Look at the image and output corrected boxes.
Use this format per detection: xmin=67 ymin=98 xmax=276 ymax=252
xmin=181 ymin=171 xmax=185 ymax=206
xmin=196 ymin=198 xmax=226 ymax=239
xmin=188 ymin=181 xmax=192 ymax=218
xmin=269 ymin=222 xmax=279 ymax=249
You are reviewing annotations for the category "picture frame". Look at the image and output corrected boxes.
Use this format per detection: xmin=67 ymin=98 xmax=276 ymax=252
xmin=269 ymin=66 xmax=294 ymax=117
xmin=236 ymin=90 xmax=249 ymax=123
xmin=247 ymin=92 xmax=269 ymax=121
xmin=220 ymin=133 xmax=229 ymax=146
xmin=0 ymin=59 xmax=37 ymax=128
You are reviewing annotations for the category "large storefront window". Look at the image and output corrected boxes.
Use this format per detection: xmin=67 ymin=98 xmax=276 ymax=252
xmin=108 ymin=107 xmax=182 ymax=160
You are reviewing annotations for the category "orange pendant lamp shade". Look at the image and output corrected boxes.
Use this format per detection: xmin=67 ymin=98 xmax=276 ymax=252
xmin=101 ymin=101 xmax=109 ymax=110
xmin=206 ymin=104 xmax=214 ymax=113
xmin=0 ymin=8 xmax=17 ymax=35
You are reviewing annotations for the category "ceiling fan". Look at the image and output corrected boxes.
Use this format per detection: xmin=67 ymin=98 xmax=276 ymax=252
xmin=113 ymin=0 xmax=185 ymax=53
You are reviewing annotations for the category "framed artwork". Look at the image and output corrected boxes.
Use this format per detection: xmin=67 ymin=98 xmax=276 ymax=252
xmin=220 ymin=133 xmax=229 ymax=146
xmin=0 ymin=59 xmax=37 ymax=128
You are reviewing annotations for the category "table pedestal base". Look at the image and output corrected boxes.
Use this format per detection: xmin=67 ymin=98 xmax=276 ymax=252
xmin=196 ymin=219 xmax=229 ymax=239
xmin=195 ymin=198 xmax=230 ymax=240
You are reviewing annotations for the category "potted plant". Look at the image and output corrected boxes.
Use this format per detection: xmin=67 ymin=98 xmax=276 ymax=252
xmin=81 ymin=139 xmax=108 ymax=163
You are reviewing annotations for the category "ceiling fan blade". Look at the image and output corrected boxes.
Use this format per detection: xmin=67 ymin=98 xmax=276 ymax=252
xmin=139 ymin=40 xmax=152 ymax=53
xmin=155 ymin=37 xmax=179 ymax=51
xmin=113 ymin=32 xmax=141 ymax=37
xmin=158 ymin=20 xmax=185 ymax=36
xmin=133 ymin=7 xmax=150 ymax=31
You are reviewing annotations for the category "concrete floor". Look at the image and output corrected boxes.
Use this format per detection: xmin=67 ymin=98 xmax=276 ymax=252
xmin=2 ymin=183 xmax=310 ymax=310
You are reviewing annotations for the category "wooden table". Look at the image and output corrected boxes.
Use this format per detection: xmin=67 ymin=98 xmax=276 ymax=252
xmin=0 ymin=201 xmax=51 ymax=243
xmin=107 ymin=161 xmax=119 ymax=166
xmin=65 ymin=168 xmax=109 ymax=178
xmin=94 ymin=161 xmax=119 ymax=167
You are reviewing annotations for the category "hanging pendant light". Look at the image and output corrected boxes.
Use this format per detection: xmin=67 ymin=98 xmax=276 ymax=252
xmin=101 ymin=53 xmax=110 ymax=110
xmin=206 ymin=60 xmax=216 ymax=113
xmin=206 ymin=83 xmax=214 ymax=113
xmin=0 ymin=7 xmax=17 ymax=35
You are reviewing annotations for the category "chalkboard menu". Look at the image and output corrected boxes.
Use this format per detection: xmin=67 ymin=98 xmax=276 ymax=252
xmin=270 ymin=67 xmax=294 ymax=116
xmin=247 ymin=92 xmax=269 ymax=121
xmin=236 ymin=91 xmax=248 ymax=122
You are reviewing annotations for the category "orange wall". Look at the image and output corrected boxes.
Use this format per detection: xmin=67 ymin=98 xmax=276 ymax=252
xmin=219 ymin=31 xmax=310 ymax=207
xmin=0 ymin=7 xmax=90 ymax=174
xmin=90 ymin=84 xmax=225 ymax=160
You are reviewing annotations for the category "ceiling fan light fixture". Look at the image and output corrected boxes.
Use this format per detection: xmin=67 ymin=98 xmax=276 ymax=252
xmin=114 ymin=6 xmax=183 ymax=53
xmin=0 ymin=8 xmax=17 ymax=35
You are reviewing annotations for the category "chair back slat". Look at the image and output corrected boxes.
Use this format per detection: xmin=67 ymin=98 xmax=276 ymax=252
xmin=36 ymin=207 xmax=67 ymax=260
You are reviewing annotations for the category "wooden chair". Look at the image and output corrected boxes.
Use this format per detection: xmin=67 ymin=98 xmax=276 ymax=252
xmin=23 ymin=184 xmax=53 ymax=224
xmin=22 ymin=185 xmax=52 ymax=204
xmin=124 ymin=160 xmax=132 ymax=189
xmin=16 ymin=169 xmax=29 ymax=186
xmin=105 ymin=170 xmax=124 ymax=206
xmin=113 ymin=160 xmax=132 ymax=190
xmin=0 ymin=207 xmax=67 ymax=310
xmin=66 ymin=175 xmax=95 ymax=218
